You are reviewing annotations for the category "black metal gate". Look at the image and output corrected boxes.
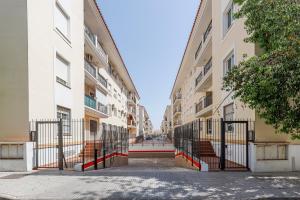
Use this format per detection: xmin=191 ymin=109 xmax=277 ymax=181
xmin=174 ymin=119 xmax=254 ymax=171
xmin=30 ymin=119 xmax=129 ymax=171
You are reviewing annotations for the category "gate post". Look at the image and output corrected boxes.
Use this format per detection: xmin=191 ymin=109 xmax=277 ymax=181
xmin=35 ymin=122 xmax=39 ymax=169
xmin=103 ymin=124 xmax=107 ymax=169
xmin=58 ymin=119 xmax=64 ymax=170
xmin=246 ymin=121 xmax=249 ymax=170
xmin=220 ymin=118 xmax=226 ymax=170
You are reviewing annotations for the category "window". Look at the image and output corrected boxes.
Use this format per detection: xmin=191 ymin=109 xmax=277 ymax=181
xmin=223 ymin=51 xmax=234 ymax=75
xmin=57 ymin=106 xmax=71 ymax=136
xmin=206 ymin=119 xmax=212 ymax=134
xmin=224 ymin=103 xmax=234 ymax=132
xmin=224 ymin=2 xmax=234 ymax=35
xmin=56 ymin=54 xmax=70 ymax=88
xmin=55 ymin=2 xmax=70 ymax=39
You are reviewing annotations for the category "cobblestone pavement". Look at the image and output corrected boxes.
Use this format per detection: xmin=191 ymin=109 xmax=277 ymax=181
xmin=0 ymin=158 xmax=300 ymax=200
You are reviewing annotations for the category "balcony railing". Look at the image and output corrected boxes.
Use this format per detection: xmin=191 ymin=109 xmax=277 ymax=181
xmin=195 ymin=57 xmax=213 ymax=87
xmin=203 ymin=20 xmax=212 ymax=42
xmin=195 ymin=72 xmax=203 ymax=87
xmin=98 ymin=102 xmax=108 ymax=114
xmin=173 ymin=94 xmax=182 ymax=103
xmin=85 ymin=95 xmax=108 ymax=115
xmin=204 ymin=95 xmax=213 ymax=107
xmin=85 ymin=60 xmax=96 ymax=78
xmin=97 ymin=73 xmax=107 ymax=88
xmin=85 ymin=26 xmax=96 ymax=45
xmin=128 ymin=121 xmax=137 ymax=127
xmin=174 ymin=120 xmax=182 ymax=127
xmin=195 ymin=95 xmax=213 ymax=114
xmin=195 ymin=41 xmax=203 ymax=59
xmin=128 ymin=94 xmax=137 ymax=104
xmin=173 ymin=107 xmax=182 ymax=114
xmin=195 ymin=101 xmax=203 ymax=113
xmin=204 ymin=58 xmax=212 ymax=75
xmin=85 ymin=25 xmax=108 ymax=65
xmin=85 ymin=95 xmax=97 ymax=109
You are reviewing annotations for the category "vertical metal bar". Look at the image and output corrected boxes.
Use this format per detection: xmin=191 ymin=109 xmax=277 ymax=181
xmin=220 ymin=118 xmax=225 ymax=170
xmin=191 ymin=122 xmax=194 ymax=167
xmin=103 ymin=124 xmax=107 ymax=169
xmin=246 ymin=121 xmax=249 ymax=170
xmin=82 ymin=119 xmax=85 ymax=172
xmin=35 ymin=121 xmax=39 ymax=169
xmin=58 ymin=119 xmax=64 ymax=170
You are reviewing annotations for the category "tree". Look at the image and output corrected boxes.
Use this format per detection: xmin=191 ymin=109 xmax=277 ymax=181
xmin=223 ymin=0 xmax=300 ymax=139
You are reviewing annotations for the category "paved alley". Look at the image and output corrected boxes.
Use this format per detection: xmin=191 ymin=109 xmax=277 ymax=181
xmin=0 ymin=158 xmax=300 ymax=200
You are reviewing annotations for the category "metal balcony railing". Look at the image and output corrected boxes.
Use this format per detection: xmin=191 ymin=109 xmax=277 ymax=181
xmin=195 ymin=58 xmax=212 ymax=87
xmin=173 ymin=94 xmax=182 ymax=103
xmin=97 ymin=73 xmax=107 ymax=88
xmin=203 ymin=20 xmax=212 ymax=42
xmin=195 ymin=95 xmax=213 ymax=114
xmin=173 ymin=107 xmax=182 ymax=114
xmin=85 ymin=25 xmax=108 ymax=65
xmin=98 ymin=102 xmax=108 ymax=114
xmin=204 ymin=58 xmax=212 ymax=75
xmin=195 ymin=72 xmax=203 ymax=87
xmin=84 ymin=60 xmax=96 ymax=78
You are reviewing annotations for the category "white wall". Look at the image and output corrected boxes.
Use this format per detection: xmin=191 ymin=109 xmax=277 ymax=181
xmin=250 ymin=143 xmax=300 ymax=172
xmin=0 ymin=142 xmax=33 ymax=172
xmin=27 ymin=0 xmax=84 ymax=120
xmin=0 ymin=0 xmax=29 ymax=142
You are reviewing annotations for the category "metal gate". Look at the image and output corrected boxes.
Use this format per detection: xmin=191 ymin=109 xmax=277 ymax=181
xmin=30 ymin=119 xmax=129 ymax=171
xmin=174 ymin=119 xmax=255 ymax=171
xmin=30 ymin=119 xmax=84 ymax=170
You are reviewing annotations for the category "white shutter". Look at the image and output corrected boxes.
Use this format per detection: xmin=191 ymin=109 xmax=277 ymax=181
xmin=56 ymin=55 xmax=69 ymax=83
xmin=55 ymin=3 xmax=69 ymax=38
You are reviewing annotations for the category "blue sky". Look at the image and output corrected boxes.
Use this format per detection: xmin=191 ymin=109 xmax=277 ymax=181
xmin=97 ymin=0 xmax=199 ymax=130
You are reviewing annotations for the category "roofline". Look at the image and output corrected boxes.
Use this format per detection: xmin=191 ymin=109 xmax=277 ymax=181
xmin=93 ymin=0 xmax=140 ymax=99
xmin=169 ymin=1 xmax=203 ymax=99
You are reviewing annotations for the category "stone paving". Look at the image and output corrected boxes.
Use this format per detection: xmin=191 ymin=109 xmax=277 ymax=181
xmin=0 ymin=158 xmax=300 ymax=200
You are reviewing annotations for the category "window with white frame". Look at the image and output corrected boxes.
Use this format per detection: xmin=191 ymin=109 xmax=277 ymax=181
xmin=56 ymin=54 xmax=70 ymax=88
xmin=224 ymin=103 xmax=234 ymax=132
xmin=55 ymin=1 xmax=70 ymax=40
xmin=223 ymin=1 xmax=234 ymax=35
xmin=223 ymin=51 xmax=234 ymax=76
xmin=57 ymin=106 xmax=71 ymax=136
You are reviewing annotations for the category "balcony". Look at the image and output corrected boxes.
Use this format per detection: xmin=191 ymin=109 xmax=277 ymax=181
xmin=85 ymin=60 xmax=97 ymax=79
xmin=85 ymin=95 xmax=109 ymax=118
xmin=203 ymin=21 xmax=212 ymax=43
xmin=173 ymin=106 xmax=182 ymax=117
xmin=84 ymin=26 xmax=108 ymax=67
xmin=194 ymin=20 xmax=212 ymax=68
xmin=97 ymin=73 xmax=107 ymax=88
xmin=174 ymin=120 xmax=182 ymax=128
xmin=195 ymin=58 xmax=212 ymax=92
xmin=195 ymin=94 xmax=213 ymax=117
xmin=128 ymin=121 xmax=137 ymax=129
xmin=127 ymin=94 xmax=137 ymax=105
xmin=173 ymin=93 xmax=182 ymax=105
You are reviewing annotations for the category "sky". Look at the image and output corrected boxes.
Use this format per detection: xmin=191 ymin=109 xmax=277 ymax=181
xmin=97 ymin=0 xmax=200 ymax=130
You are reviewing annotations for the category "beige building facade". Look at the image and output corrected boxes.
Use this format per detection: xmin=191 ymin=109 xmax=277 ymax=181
xmin=161 ymin=105 xmax=173 ymax=137
xmin=0 ymin=0 xmax=141 ymax=171
xmin=171 ymin=0 xmax=300 ymax=172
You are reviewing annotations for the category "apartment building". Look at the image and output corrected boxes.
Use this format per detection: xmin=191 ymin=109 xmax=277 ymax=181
xmin=138 ymin=105 xmax=153 ymax=137
xmin=0 ymin=0 xmax=140 ymax=171
xmin=171 ymin=0 xmax=300 ymax=172
xmin=161 ymin=105 xmax=173 ymax=136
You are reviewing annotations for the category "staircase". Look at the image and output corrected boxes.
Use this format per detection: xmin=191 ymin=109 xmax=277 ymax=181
xmin=80 ymin=142 xmax=103 ymax=158
xmin=194 ymin=141 xmax=216 ymax=157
